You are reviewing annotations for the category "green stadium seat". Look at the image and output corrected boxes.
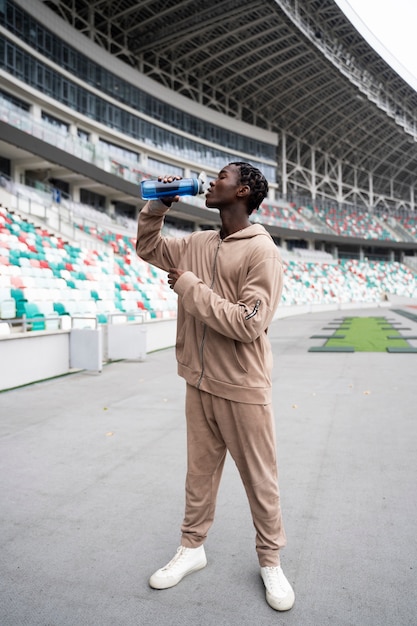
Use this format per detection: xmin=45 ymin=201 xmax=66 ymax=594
xmin=23 ymin=302 xmax=45 ymax=331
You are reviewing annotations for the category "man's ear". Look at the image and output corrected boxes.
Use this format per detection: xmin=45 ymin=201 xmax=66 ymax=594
xmin=237 ymin=184 xmax=250 ymax=198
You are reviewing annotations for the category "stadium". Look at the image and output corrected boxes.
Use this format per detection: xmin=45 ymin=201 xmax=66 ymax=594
xmin=1 ymin=0 xmax=417 ymax=386
xmin=1 ymin=1 xmax=416 ymax=624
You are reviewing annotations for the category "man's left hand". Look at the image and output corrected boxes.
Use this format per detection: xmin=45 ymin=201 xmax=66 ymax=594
xmin=167 ymin=268 xmax=185 ymax=289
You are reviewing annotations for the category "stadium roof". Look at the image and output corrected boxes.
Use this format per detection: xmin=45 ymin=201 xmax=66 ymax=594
xmin=42 ymin=0 xmax=417 ymax=192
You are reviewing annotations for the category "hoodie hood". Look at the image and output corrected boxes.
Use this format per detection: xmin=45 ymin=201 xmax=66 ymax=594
xmin=222 ymin=223 xmax=272 ymax=240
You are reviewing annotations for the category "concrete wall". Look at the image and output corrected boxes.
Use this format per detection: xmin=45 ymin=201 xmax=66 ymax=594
xmin=0 ymin=330 xmax=70 ymax=391
xmin=144 ymin=319 xmax=176 ymax=353
xmin=274 ymin=300 xmax=390 ymax=320
xmin=0 ymin=304 xmax=390 ymax=391
xmin=0 ymin=319 xmax=177 ymax=391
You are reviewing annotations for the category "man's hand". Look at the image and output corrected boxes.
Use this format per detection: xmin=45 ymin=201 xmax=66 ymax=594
xmin=159 ymin=175 xmax=181 ymax=206
xmin=167 ymin=268 xmax=185 ymax=289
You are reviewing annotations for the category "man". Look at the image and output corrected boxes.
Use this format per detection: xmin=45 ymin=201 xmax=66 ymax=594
xmin=136 ymin=162 xmax=294 ymax=611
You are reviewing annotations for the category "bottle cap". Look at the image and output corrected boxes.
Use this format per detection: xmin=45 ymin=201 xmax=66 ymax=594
xmin=198 ymin=171 xmax=209 ymax=194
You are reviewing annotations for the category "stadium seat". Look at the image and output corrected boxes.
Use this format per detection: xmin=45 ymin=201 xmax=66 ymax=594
xmin=22 ymin=302 xmax=45 ymax=331
xmin=0 ymin=298 xmax=16 ymax=319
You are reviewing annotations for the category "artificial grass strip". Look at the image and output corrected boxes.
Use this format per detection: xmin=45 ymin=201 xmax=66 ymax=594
xmin=325 ymin=317 xmax=410 ymax=352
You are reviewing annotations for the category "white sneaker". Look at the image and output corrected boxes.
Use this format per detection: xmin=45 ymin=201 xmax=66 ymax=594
xmin=260 ymin=566 xmax=295 ymax=611
xmin=149 ymin=545 xmax=207 ymax=589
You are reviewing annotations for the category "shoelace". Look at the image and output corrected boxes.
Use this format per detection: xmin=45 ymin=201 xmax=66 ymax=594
xmin=263 ymin=567 xmax=287 ymax=595
xmin=161 ymin=547 xmax=189 ymax=572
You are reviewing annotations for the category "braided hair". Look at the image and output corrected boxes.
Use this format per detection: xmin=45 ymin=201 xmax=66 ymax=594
xmin=230 ymin=161 xmax=269 ymax=214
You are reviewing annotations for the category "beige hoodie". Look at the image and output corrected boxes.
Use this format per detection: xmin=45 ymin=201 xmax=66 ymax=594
xmin=136 ymin=200 xmax=283 ymax=404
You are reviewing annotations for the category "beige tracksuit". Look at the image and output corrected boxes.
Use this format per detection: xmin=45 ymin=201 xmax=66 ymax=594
xmin=136 ymin=200 xmax=286 ymax=566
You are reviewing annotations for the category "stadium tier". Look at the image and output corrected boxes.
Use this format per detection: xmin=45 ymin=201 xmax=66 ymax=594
xmin=250 ymin=200 xmax=417 ymax=242
xmin=1 ymin=203 xmax=417 ymax=332
xmin=0 ymin=205 xmax=177 ymax=328
xmin=308 ymin=205 xmax=395 ymax=240
xmin=281 ymin=259 xmax=417 ymax=306
xmin=3 ymin=90 xmax=417 ymax=244
xmin=400 ymin=213 xmax=417 ymax=238
xmin=251 ymin=202 xmax=309 ymax=231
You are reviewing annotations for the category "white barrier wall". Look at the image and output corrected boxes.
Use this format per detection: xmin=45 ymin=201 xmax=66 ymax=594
xmin=0 ymin=305 xmax=390 ymax=391
xmin=0 ymin=330 xmax=70 ymax=390
xmin=274 ymin=300 xmax=390 ymax=320
xmin=0 ymin=319 xmax=176 ymax=391
xmin=145 ymin=319 xmax=176 ymax=353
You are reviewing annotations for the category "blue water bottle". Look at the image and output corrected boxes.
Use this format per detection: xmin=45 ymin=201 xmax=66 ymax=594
xmin=140 ymin=172 xmax=207 ymax=200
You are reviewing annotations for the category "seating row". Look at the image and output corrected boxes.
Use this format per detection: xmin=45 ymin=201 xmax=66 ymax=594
xmin=1 ymin=206 xmax=417 ymax=330
xmin=281 ymin=259 xmax=417 ymax=305
xmin=0 ymin=205 xmax=177 ymax=325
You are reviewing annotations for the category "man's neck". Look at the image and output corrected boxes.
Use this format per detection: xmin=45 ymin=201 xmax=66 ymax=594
xmin=219 ymin=210 xmax=251 ymax=238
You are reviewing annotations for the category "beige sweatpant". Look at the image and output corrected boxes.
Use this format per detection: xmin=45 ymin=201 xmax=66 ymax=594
xmin=181 ymin=383 xmax=287 ymax=567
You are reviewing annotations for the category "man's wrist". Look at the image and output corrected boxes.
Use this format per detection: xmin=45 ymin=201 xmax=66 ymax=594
xmin=146 ymin=199 xmax=171 ymax=215
xmin=173 ymin=271 xmax=198 ymax=295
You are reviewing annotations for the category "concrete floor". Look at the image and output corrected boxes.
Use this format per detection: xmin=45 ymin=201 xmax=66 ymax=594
xmin=0 ymin=305 xmax=416 ymax=626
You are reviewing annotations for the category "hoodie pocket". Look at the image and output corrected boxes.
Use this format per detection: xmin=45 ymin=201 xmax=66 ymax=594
xmin=203 ymin=330 xmax=248 ymax=382
xmin=176 ymin=316 xmax=204 ymax=370
xmin=176 ymin=316 xmax=188 ymax=363
xmin=233 ymin=340 xmax=249 ymax=374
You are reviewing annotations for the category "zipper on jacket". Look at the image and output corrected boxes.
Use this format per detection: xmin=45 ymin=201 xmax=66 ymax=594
xmin=197 ymin=238 xmax=222 ymax=388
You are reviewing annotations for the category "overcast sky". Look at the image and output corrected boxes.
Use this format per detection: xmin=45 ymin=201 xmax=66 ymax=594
xmin=335 ymin=0 xmax=417 ymax=91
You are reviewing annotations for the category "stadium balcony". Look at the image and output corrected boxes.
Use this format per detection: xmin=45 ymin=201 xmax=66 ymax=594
xmin=0 ymin=95 xmax=155 ymax=193
xmin=2 ymin=95 xmax=417 ymax=245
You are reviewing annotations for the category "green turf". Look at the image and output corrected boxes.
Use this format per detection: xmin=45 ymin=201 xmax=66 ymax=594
xmin=325 ymin=317 xmax=410 ymax=352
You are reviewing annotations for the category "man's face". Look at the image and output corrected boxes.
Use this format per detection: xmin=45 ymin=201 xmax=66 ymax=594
xmin=205 ymin=164 xmax=241 ymax=209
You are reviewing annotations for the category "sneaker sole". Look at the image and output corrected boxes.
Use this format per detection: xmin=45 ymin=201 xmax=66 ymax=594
xmin=265 ymin=588 xmax=295 ymax=612
xmin=149 ymin=558 xmax=207 ymax=590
